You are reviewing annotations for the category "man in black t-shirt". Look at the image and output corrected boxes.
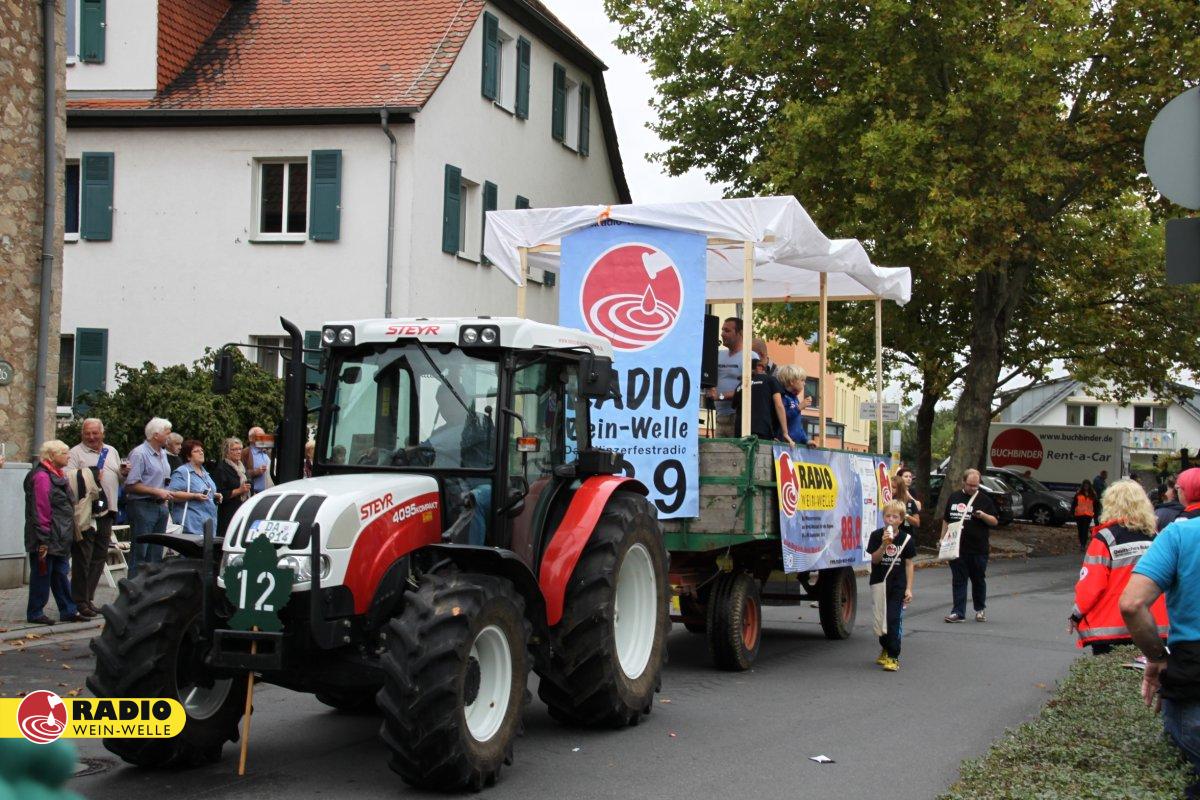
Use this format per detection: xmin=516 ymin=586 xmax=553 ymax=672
xmin=941 ymin=468 xmax=999 ymax=623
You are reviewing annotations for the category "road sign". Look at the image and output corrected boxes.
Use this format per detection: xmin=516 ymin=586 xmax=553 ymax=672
xmin=1167 ymin=218 xmax=1200 ymax=286
xmin=223 ymin=536 xmax=294 ymax=632
xmin=0 ymin=361 xmax=12 ymax=386
xmin=1145 ymin=87 xmax=1200 ymax=210
xmin=859 ymin=401 xmax=900 ymax=422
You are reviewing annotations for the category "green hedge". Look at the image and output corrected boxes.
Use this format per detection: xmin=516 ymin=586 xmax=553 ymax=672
xmin=942 ymin=647 xmax=1191 ymax=799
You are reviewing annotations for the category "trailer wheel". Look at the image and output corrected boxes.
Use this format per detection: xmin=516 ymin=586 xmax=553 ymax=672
xmin=377 ymin=571 xmax=529 ymax=791
xmin=706 ymin=572 xmax=761 ymax=671
xmin=538 ymin=491 xmax=669 ymax=727
xmin=87 ymin=559 xmax=247 ymax=768
xmin=818 ymin=566 xmax=857 ymax=640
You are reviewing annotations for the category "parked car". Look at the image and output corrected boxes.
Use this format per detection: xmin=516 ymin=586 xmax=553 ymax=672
xmin=986 ymin=467 xmax=1072 ymax=526
xmin=927 ymin=473 xmax=1020 ymax=527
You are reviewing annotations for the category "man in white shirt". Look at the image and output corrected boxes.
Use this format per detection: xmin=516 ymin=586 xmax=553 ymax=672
xmin=706 ymin=317 xmax=744 ymax=438
xmin=67 ymin=417 xmax=122 ymax=617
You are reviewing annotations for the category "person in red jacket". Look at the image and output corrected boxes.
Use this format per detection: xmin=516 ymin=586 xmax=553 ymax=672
xmin=1070 ymin=479 xmax=1169 ymax=654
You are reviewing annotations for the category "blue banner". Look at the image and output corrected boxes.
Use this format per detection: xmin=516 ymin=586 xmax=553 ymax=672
xmin=773 ymin=446 xmax=877 ymax=572
xmin=560 ymin=223 xmax=705 ymax=518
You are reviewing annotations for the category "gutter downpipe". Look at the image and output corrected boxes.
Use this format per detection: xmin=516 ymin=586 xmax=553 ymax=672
xmin=380 ymin=109 xmax=398 ymax=318
xmin=33 ymin=0 xmax=57 ymax=452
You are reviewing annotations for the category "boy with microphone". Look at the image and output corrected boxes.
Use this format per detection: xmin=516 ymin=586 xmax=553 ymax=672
xmin=868 ymin=500 xmax=916 ymax=671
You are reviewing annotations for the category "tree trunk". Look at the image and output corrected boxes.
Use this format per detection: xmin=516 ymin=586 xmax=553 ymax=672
xmin=937 ymin=264 xmax=1032 ymax=523
xmin=913 ymin=384 xmax=940 ymax=547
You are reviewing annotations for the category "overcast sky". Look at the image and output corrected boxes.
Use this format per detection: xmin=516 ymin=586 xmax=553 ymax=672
xmin=540 ymin=1 xmax=727 ymax=204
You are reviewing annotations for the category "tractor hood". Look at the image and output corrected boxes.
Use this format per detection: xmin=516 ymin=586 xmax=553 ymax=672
xmin=221 ymin=473 xmax=443 ymax=595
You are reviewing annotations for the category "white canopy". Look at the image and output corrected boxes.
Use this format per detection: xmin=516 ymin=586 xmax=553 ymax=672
xmin=483 ymin=196 xmax=911 ymax=305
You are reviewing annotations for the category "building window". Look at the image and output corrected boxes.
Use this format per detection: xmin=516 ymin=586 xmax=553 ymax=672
xmin=256 ymin=159 xmax=308 ymax=239
xmin=562 ymin=74 xmax=580 ymax=150
xmin=57 ymin=334 xmax=75 ymax=408
xmin=1134 ymin=405 xmax=1167 ymax=429
xmin=805 ymin=377 xmax=820 ymax=410
xmin=64 ymin=161 xmax=80 ymax=239
xmin=251 ymin=336 xmax=286 ymax=378
xmin=1067 ymin=404 xmax=1098 ymax=427
xmin=66 ymin=0 xmax=78 ymax=59
xmin=496 ymin=29 xmax=516 ymax=112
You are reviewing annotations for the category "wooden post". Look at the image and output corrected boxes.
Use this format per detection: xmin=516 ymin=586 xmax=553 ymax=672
xmin=237 ymin=629 xmax=258 ymax=776
xmin=740 ymin=240 xmax=754 ymax=438
xmin=818 ymin=273 xmax=828 ymax=445
xmin=875 ymin=298 xmax=884 ymax=454
xmin=516 ymin=246 xmax=529 ymax=318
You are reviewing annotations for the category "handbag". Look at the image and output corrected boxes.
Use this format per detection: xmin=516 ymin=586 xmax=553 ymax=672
xmin=165 ymin=472 xmax=190 ymax=536
xmin=938 ymin=491 xmax=979 ymax=561
xmin=872 ymin=530 xmax=911 ymax=637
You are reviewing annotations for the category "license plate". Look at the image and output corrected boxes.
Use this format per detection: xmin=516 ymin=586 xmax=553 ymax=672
xmin=246 ymin=519 xmax=299 ymax=545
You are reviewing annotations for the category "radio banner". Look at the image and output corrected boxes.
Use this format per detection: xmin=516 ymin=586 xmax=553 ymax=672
xmin=559 ymin=223 xmax=705 ymax=518
xmin=774 ymin=446 xmax=876 ymax=572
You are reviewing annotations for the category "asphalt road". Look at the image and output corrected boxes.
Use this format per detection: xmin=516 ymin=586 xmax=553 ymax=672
xmin=3 ymin=554 xmax=1085 ymax=799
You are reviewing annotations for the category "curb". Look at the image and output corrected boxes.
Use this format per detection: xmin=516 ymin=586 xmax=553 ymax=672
xmin=0 ymin=618 xmax=103 ymax=643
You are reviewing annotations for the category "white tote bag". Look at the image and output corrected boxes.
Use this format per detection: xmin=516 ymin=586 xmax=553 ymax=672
xmin=165 ymin=472 xmax=190 ymax=537
xmin=872 ymin=530 xmax=911 ymax=636
xmin=938 ymin=491 xmax=979 ymax=561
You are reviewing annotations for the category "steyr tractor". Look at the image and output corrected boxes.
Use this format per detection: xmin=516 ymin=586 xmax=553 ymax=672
xmin=87 ymin=317 xmax=670 ymax=791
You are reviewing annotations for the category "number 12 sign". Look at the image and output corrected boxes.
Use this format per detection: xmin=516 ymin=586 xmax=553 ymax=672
xmin=223 ymin=536 xmax=295 ymax=632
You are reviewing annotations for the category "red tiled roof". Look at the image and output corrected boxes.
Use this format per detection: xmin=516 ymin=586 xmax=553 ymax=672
xmin=157 ymin=0 xmax=232 ymax=92
xmin=72 ymin=0 xmax=486 ymax=112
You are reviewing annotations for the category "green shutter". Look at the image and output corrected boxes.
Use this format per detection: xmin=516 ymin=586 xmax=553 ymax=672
xmin=80 ymin=152 xmax=113 ymax=240
xmin=481 ymin=181 xmax=497 ymax=264
xmin=79 ymin=0 xmax=105 ymax=63
xmin=73 ymin=328 xmax=107 ymax=412
xmin=481 ymin=12 xmax=499 ymax=100
xmin=551 ymin=63 xmax=566 ymax=142
xmin=515 ymin=195 xmax=530 ymax=209
xmin=442 ymin=164 xmax=462 ymax=254
xmin=578 ymin=83 xmax=591 ymax=156
xmin=308 ymin=149 xmax=341 ymax=241
xmin=515 ymin=37 xmax=531 ymax=119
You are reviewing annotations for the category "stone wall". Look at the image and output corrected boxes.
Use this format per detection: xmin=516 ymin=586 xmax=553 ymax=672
xmin=0 ymin=0 xmax=65 ymax=461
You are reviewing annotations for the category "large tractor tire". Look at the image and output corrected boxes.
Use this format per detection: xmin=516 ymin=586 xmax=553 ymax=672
xmin=537 ymin=490 xmax=669 ymax=728
xmin=818 ymin=566 xmax=857 ymax=640
xmin=377 ymin=572 xmax=530 ymax=792
xmin=706 ymin=572 xmax=761 ymax=671
xmin=87 ymin=559 xmax=247 ymax=768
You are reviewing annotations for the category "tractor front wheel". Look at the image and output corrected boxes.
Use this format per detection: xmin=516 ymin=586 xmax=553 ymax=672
xmin=377 ymin=572 xmax=529 ymax=791
xmin=537 ymin=491 xmax=669 ymax=727
xmin=87 ymin=559 xmax=247 ymax=768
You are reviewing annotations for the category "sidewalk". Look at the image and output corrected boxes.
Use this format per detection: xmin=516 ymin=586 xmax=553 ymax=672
xmin=0 ymin=580 xmax=114 ymax=642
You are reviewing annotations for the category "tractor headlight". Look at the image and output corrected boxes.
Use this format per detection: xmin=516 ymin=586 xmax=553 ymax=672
xmin=480 ymin=327 xmax=497 ymax=344
xmin=462 ymin=328 xmax=479 ymax=344
xmin=220 ymin=553 xmax=244 ymax=572
xmin=459 ymin=324 xmax=499 ymax=347
xmin=278 ymin=555 xmax=332 ymax=582
xmin=337 ymin=328 xmax=353 ymax=345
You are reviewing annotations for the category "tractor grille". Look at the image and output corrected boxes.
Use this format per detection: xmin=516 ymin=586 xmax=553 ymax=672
xmin=230 ymin=492 xmax=326 ymax=550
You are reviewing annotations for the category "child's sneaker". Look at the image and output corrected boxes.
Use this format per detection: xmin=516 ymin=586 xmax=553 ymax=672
xmin=875 ymin=649 xmax=889 ymax=666
xmin=882 ymin=656 xmax=900 ymax=672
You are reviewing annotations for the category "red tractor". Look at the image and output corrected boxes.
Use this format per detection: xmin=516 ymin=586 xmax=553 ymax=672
xmin=87 ymin=317 xmax=669 ymax=790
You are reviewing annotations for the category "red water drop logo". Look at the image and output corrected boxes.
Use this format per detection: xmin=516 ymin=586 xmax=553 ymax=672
xmin=579 ymin=243 xmax=683 ymax=352
xmin=17 ymin=690 xmax=67 ymax=744
xmin=778 ymin=452 xmax=800 ymax=518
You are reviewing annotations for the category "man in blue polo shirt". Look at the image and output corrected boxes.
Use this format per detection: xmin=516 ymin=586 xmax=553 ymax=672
xmin=1121 ymin=467 xmax=1200 ymax=797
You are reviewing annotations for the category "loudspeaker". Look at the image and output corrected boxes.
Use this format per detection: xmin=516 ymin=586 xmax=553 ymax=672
xmin=700 ymin=314 xmax=719 ymax=388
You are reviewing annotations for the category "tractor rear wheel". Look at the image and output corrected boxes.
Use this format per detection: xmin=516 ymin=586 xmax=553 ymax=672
xmin=706 ymin=572 xmax=761 ymax=671
xmin=377 ymin=572 xmax=529 ymax=791
xmin=818 ymin=566 xmax=857 ymax=640
xmin=87 ymin=559 xmax=246 ymax=768
xmin=537 ymin=491 xmax=669 ymax=727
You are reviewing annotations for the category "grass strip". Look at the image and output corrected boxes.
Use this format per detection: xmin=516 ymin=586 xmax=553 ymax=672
xmin=942 ymin=646 xmax=1191 ymax=799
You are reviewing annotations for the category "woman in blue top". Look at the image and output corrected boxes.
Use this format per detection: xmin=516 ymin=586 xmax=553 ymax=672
xmin=168 ymin=440 xmax=220 ymax=537
xmin=776 ymin=365 xmax=811 ymax=446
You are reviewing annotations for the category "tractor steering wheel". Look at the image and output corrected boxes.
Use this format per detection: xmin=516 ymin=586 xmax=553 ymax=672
xmin=391 ymin=444 xmax=435 ymax=467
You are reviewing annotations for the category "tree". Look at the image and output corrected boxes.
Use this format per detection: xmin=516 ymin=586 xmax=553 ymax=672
xmin=59 ymin=350 xmax=283 ymax=461
xmin=608 ymin=0 xmax=1200 ymax=527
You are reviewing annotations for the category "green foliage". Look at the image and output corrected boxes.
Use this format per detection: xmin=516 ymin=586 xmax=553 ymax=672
xmin=58 ymin=350 xmax=283 ymax=459
xmin=608 ymin=0 xmax=1200 ymax=482
xmin=942 ymin=647 xmax=1190 ymax=799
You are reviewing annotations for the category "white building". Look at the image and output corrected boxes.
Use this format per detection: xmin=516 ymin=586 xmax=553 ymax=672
xmin=60 ymin=0 xmax=629 ymax=408
xmin=997 ymin=377 xmax=1200 ymax=467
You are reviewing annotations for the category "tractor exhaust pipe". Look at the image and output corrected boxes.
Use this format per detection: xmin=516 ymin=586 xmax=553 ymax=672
xmin=276 ymin=317 xmax=308 ymax=484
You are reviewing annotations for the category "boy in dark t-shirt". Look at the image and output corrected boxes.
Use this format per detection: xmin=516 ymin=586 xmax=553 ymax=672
xmin=732 ymin=351 xmax=791 ymax=442
xmin=868 ymin=500 xmax=916 ymax=671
